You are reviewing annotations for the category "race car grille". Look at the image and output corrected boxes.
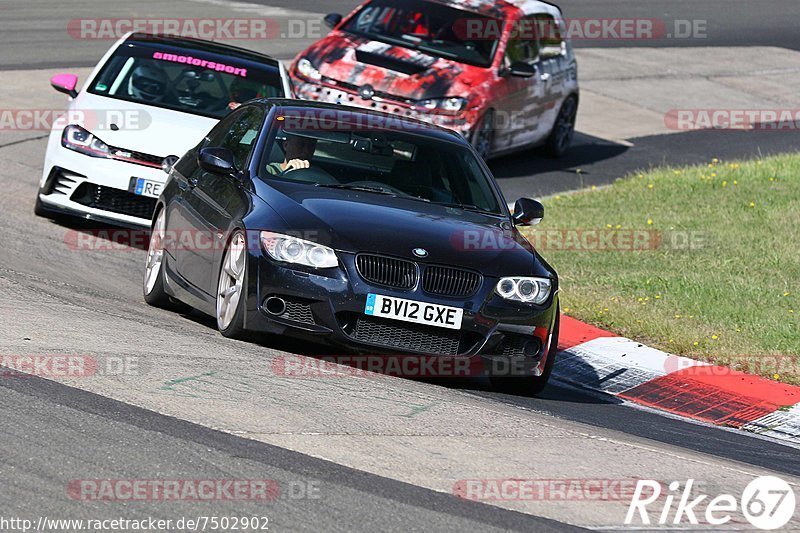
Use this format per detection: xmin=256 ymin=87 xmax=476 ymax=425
xmin=356 ymin=254 xmax=417 ymax=289
xmin=422 ymin=266 xmax=481 ymax=298
xmin=71 ymin=183 xmax=157 ymax=220
xmin=109 ymin=147 xmax=164 ymax=169
xmin=348 ymin=316 xmax=461 ymax=356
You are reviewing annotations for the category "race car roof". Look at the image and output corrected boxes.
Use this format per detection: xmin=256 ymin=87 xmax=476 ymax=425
xmin=125 ymin=33 xmax=281 ymax=68
xmin=426 ymin=0 xmax=563 ymax=19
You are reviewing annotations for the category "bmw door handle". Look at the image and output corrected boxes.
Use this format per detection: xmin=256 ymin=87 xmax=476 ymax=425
xmin=540 ymin=72 xmax=551 ymax=82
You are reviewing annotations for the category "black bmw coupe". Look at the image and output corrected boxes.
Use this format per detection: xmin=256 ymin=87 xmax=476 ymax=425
xmin=144 ymin=99 xmax=560 ymax=394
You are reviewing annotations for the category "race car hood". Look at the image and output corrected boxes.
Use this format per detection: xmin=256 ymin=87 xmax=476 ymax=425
xmin=255 ymin=180 xmax=549 ymax=279
xmin=68 ymin=91 xmax=218 ymax=160
xmin=303 ymin=32 xmax=491 ymax=103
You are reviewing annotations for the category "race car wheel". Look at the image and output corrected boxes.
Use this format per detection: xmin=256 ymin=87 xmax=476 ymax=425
xmin=471 ymin=109 xmax=495 ymax=160
xmin=544 ymin=97 xmax=577 ymax=158
xmin=216 ymin=230 xmax=248 ymax=339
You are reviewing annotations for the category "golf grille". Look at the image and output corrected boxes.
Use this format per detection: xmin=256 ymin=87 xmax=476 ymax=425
xmin=71 ymin=183 xmax=156 ymax=220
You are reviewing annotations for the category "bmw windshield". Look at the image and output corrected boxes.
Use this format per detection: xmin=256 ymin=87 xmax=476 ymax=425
xmin=87 ymin=43 xmax=284 ymax=118
xmin=260 ymin=111 xmax=504 ymax=215
xmin=342 ymin=0 xmax=500 ymax=68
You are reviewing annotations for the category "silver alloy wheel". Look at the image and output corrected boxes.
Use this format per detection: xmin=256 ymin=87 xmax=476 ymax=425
xmin=216 ymin=232 xmax=246 ymax=331
xmin=143 ymin=209 xmax=165 ymax=295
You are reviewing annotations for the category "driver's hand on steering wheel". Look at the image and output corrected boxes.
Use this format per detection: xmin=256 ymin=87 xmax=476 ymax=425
xmin=283 ymin=159 xmax=311 ymax=172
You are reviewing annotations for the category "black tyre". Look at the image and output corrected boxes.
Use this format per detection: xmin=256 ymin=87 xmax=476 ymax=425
xmin=544 ymin=97 xmax=577 ymax=158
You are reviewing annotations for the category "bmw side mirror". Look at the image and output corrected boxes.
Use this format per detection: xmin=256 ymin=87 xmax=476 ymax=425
xmin=50 ymin=73 xmax=79 ymax=98
xmin=513 ymin=198 xmax=544 ymax=226
xmin=324 ymin=13 xmax=343 ymax=29
xmin=198 ymin=147 xmax=237 ymax=176
xmin=507 ymin=61 xmax=536 ymax=78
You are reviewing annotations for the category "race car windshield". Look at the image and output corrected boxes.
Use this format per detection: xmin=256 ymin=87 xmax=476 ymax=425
xmin=260 ymin=116 xmax=503 ymax=215
xmin=342 ymin=0 xmax=500 ymax=68
xmin=87 ymin=44 xmax=284 ymax=119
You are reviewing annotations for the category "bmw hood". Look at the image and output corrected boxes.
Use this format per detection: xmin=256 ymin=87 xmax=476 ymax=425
xmin=302 ymin=33 xmax=489 ymax=102
xmin=68 ymin=92 xmax=219 ymax=159
xmin=258 ymin=181 xmax=548 ymax=279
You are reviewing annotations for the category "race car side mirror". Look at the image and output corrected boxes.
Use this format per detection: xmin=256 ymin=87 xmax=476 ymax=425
xmin=198 ymin=147 xmax=237 ymax=176
xmin=50 ymin=73 xmax=79 ymax=98
xmin=513 ymin=198 xmax=544 ymax=226
xmin=324 ymin=13 xmax=343 ymax=29
xmin=508 ymin=62 xmax=536 ymax=78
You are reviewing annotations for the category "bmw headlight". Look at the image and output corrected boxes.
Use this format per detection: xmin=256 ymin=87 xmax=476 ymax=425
xmin=260 ymin=231 xmax=338 ymax=269
xmin=296 ymin=58 xmax=322 ymax=81
xmin=416 ymin=97 xmax=469 ymax=114
xmin=61 ymin=125 xmax=111 ymax=158
xmin=496 ymin=277 xmax=552 ymax=305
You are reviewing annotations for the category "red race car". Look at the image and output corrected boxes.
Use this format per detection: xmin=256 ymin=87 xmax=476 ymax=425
xmin=290 ymin=0 xmax=579 ymax=160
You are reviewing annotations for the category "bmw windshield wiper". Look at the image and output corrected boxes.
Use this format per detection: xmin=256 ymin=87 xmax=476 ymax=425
xmin=316 ymin=183 xmax=434 ymax=203
xmin=437 ymin=202 xmax=501 ymax=215
xmin=316 ymin=183 xmax=399 ymax=196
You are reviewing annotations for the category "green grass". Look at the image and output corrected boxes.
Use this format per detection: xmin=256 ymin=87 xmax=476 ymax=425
xmin=520 ymin=154 xmax=800 ymax=383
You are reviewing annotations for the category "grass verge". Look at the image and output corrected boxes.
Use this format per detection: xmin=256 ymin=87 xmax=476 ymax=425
xmin=519 ymin=153 xmax=800 ymax=384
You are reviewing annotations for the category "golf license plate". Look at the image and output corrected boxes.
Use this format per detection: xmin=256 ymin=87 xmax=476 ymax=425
xmin=129 ymin=177 xmax=163 ymax=198
xmin=364 ymin=293 xmax=463 ymax=330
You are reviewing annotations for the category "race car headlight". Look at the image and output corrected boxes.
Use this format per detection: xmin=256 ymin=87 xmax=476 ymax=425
xmin=296 ymin=58 xmax=322 ymax=81
xmin=415 ymin=97 xmax=469 ymax=114
xmin=496 ymin=277 xmax=552 ymax=305
xmin=61 ymin=125 xmax=111 ymax=158
xmin=260 ymin=231 xmax=338 ymax=269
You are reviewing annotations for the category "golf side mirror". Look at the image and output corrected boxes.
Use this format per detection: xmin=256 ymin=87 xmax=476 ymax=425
xmin=508 ymin=61 xmax=536 ymax=78
xmin=50 ymin=73 xmax=79 ymax=98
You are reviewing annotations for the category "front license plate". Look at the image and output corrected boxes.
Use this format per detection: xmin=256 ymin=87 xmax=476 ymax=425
xmin=129 ymin=177 xmax=163 ymax=198
xmin=364 ymin=293 xmax=463 ymax=330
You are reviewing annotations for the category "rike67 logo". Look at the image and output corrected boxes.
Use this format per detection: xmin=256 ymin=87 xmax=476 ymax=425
xmin=626 ymin=476 xmax=796 ymax=530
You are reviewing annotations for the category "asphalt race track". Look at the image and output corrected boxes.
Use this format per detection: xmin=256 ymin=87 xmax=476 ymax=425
xmin=1 ymin=0 xmax=799 ymax=530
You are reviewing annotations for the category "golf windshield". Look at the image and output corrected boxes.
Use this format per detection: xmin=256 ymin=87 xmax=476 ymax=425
xmin=88 ymin=44 xmax=284 ymax=118
xmin=260 ymin=112 xmax=502 ymax=215
xmin=342 ymin=0 xmax=500 ymax=67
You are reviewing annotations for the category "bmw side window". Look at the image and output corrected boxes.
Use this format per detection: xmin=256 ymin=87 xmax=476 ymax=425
xmin=504 ymin=17 xmax=539 ymax=66
xmin=205 ymin=106 xmax=265 ymax=170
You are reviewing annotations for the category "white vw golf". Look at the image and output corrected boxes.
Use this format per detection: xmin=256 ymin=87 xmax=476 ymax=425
xmin=36 ymin=32 xmax=291 ymax=227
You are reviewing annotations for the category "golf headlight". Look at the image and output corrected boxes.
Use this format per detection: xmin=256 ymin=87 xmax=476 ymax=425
xmin=416 ymin=97 xmax=468 ymax=114
xmin=61 ymin=125 xmax=111 ymax=158
xmin=296 ymin=58 xmax=322 ymax=81
xmin=496 ymin=277 xmax=552 ymax=304
xmin=260 ymin=231 xmax=338 ymax=269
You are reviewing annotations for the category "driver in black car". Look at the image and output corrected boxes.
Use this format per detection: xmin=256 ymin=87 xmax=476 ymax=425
xmin=265 ymin=134 xmax=317 ymax=175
